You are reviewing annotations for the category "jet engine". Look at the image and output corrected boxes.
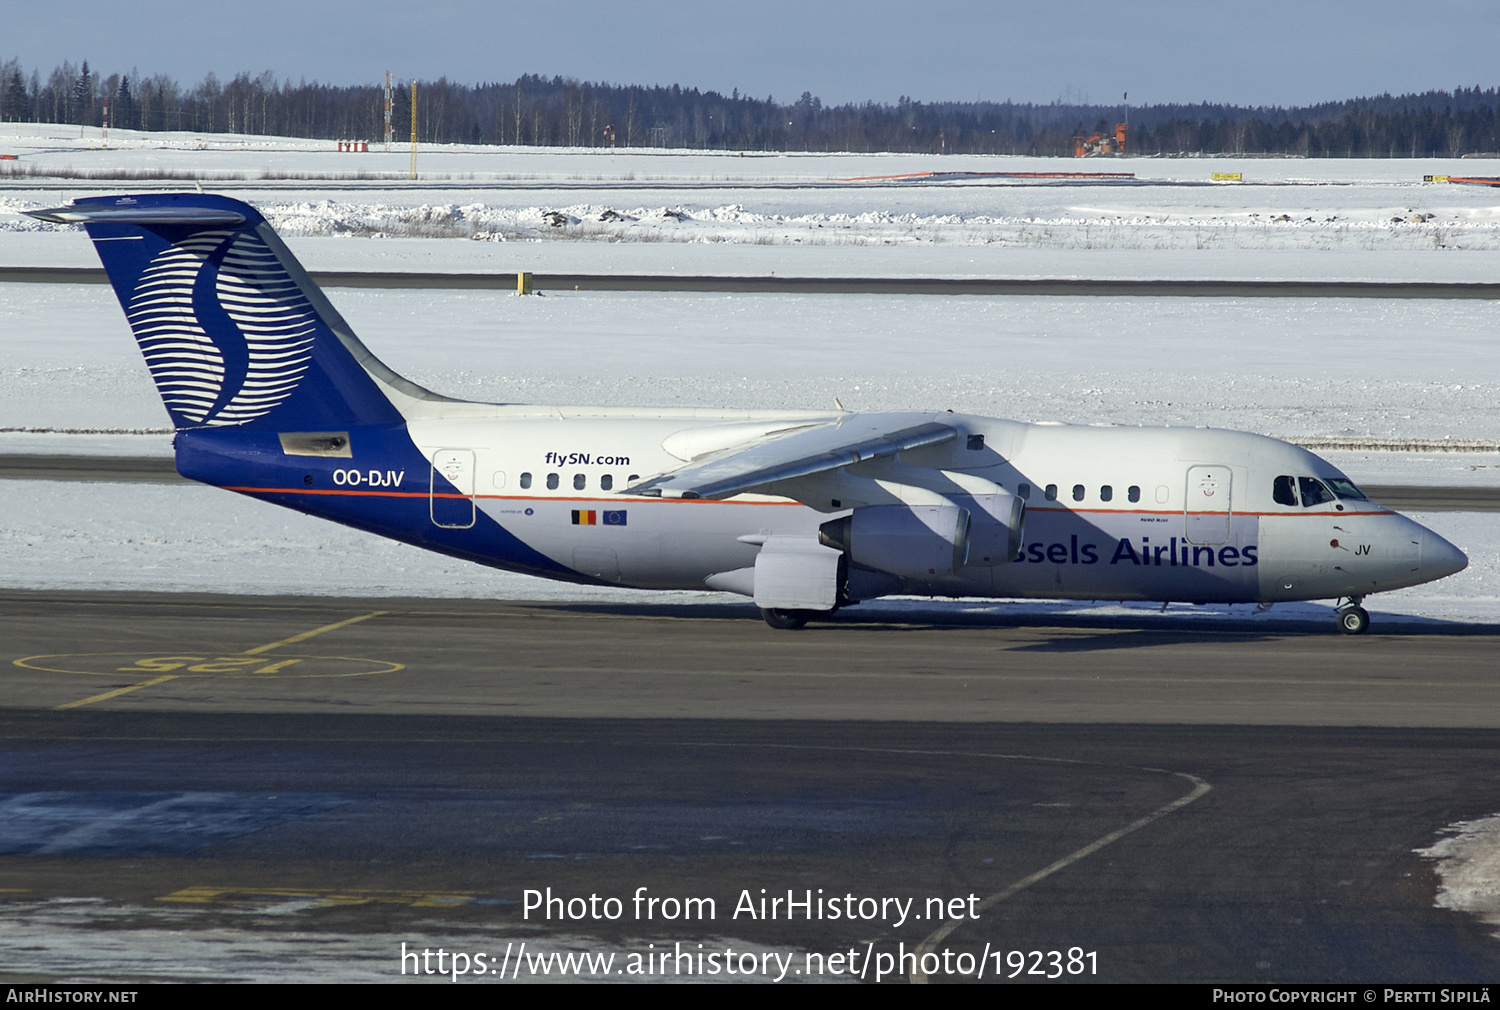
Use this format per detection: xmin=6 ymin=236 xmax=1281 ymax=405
xmin=964 ymin=490 xmax=1027 ymax=566
xmin=817 ymin=492 xmax=1024 ymax=578
xmin=818 ymin=504 xmax=970 ymax=578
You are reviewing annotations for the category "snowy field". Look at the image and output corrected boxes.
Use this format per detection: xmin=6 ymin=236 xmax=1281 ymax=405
xmin=6 ymin=123 xmax=1500 ymax=280
xmin=0 ymin=125 xmax=1497 ymax=623
xmin=4 ymin=283 xmax=1499 ymax=438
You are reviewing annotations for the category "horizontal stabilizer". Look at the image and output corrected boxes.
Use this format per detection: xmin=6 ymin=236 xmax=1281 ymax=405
xmin=26 ymin=204 xmax=246 ymax=226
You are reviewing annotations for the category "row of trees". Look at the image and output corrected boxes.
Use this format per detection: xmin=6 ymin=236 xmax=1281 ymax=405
xmin=4 ymin=57 xmax=1500 ymax=157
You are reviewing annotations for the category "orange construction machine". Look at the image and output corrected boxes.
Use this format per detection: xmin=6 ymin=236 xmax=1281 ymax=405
xmin=1074 ymin=123 xmax=1128 ymax=157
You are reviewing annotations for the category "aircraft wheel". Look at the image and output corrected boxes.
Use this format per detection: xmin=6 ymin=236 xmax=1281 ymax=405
xmin=1337 ymin=606 xmax=1369 ymax=636
xmin=762 ymin=608 xmax=812 ymax=630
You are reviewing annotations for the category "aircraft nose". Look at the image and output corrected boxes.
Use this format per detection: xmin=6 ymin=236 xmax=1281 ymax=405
xmin=1422 ymin=527 xmax=1469 ymax=580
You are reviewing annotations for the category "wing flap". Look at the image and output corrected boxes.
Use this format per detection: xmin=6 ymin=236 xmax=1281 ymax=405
xmin=626 ymin=412 xmax=958 ymax=499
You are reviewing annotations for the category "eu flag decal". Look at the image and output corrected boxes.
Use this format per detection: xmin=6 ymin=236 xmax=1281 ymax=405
xmin=603 ymin=510 xmax=627 ymax=526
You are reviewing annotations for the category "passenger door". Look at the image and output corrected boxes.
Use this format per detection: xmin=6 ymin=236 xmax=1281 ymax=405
xmin=430 ymin=449 xmax=476 ymax=529
xmin=1184 ymin=465 xmax=1231 ymax=545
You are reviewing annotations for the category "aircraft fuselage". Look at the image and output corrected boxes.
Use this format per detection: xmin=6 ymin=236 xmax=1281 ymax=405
xmin=175 ymin=408 xmax=1465 ymax=608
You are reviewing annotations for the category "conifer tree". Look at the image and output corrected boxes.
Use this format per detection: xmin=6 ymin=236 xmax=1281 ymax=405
xmin=116 ymin=75 xmax=135 ymax=130
xmin=4 ymin=70 xmax=28 ymax=123
xmin=72 ymin=60 xmax=92 ymax=125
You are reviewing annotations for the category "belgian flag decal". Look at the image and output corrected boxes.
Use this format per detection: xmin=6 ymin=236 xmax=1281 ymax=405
xmin=572 ymin=509 xmax=627 ymax=526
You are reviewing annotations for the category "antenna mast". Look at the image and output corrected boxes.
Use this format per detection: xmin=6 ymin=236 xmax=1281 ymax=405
xmin=383 ymin=72 xmax=393 ymax=151
xmin=410 ymin=80 xmax=418 ymax=179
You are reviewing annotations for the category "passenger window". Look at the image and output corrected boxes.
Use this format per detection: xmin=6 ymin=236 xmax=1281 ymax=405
xmin=1155 ymin=485 xmax=1170 ymax=504
xmin=1045 ymin=484 xmax=1058 ymax=501
xmin=1273 ymin=475 xmax=1298 ymax=506
xmin=519 ymin=472 xmax=532 ymax=489
xmin=1127 ymin=485 xmax=1140 ymax=503
xmin=628 ymin=474 xmax=639 ymax=482
xmin=573 ymin=473 xmax=587 ymax=490
xmin=601 ymin=474 xmax=614 ymax=491
xmin=1018 ymin=483 xmax=1031 ymax=500
xmin=546 ymin=473 xmax=560 ymax=490
xmin=1072 ymin=484 xmax=1085 ymax=502
xmin=1100 ymin=485 xmax=1113 ymax=502
xmin=1298 ymin=476 xmax=1334 ymax=507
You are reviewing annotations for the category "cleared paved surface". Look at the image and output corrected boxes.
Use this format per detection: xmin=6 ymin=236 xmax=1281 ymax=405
xmin=0 ymin=455 xmax=181 ymax=483
xmin=8 ymin=266 xmax=1500 ymax=298
xmin=1360 ymin=485 xmax=1500 ymax=511
xmin=4 ymin=591 xmax=1500 ymax=982
xmin=6 ymin=592 xmax=1500 ymax=726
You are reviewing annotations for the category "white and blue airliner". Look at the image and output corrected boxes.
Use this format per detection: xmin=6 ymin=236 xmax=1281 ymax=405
xmin=28 ymin=193 xmax=1468 ymax=633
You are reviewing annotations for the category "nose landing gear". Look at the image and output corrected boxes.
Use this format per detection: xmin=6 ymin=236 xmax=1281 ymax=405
xmin=1336 ymin=597 xmax=1369 ymax=636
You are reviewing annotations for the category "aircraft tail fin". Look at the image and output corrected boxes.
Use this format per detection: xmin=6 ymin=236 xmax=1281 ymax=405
xmin=26 ymin=193 xmax=445 ymax=431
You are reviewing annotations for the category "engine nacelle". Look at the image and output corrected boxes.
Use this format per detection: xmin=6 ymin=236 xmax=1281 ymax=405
xmin=965 ymin=490 xmax=1026 ymax=566
xmin=819 ymin=504 xmax=972 ymax=578
xmin=818 ymin=492 xmax=1024 ymax=577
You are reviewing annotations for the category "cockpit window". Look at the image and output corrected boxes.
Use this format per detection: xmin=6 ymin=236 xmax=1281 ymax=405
xmin=1273 ymin=475 xmax=1298 ymax=506
xmin=1298 ymin=476 xmax=1335 ymax=507
xmin=1323 ymin=477 xmax=1368 ymax=501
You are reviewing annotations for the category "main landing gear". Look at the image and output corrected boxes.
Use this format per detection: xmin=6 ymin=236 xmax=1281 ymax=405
xmin=761 ymin=608 xmax=817 ymax=630
xmin=1336 ymin=597 xmax=1369 ymax=636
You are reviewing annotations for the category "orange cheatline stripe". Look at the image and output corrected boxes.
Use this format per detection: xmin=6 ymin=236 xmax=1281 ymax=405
xmin=1027 ymin=506 xmax=1391 ymax=518
xmin=223 ymin=486 xmax=430 ymax=498
xmin=223 ymin=486 xmax=1393 ymax=517
xmin=219 ymin=483 xmax=1392 ymax=516
xmin=221 ymin=486 xmax=804 ymax=504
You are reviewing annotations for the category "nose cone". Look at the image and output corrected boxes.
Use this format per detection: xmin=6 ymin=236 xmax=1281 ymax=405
xmin=1422 ymin=527 xmax=1469 ymax=582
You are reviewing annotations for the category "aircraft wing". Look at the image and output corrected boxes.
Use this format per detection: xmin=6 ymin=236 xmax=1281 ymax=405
xmin=626 ymin=412 xmax=959 ymax=499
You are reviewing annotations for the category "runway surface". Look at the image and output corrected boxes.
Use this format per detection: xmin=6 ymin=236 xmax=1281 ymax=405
xmin=7 ymin=266 xmax=1500 ymax=298
xmin=1 ymin=454 xmax=1494 ymax=513
xmin=5 ymin=590 xmax=1500 ymax=982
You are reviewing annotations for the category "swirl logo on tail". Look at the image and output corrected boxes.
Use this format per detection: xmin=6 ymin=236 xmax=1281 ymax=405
xmin=124 ymin=231 xmax=317 ymax=427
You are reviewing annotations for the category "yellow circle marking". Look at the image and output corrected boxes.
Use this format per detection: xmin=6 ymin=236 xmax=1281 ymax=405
xmin=14 ymin=652 xmax=404 ymax=679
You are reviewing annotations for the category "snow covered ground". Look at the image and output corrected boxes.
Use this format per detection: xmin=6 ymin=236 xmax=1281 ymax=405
xmin=1418 ymin=817 xmax=1500 ymax=942
xmin=5 ymin=123 xmax=1500 ymax=276
xmin=0 ymin=126 xmax=1496 ymax=623
xmin=3 ymin=284 xmax=1496 ymax=440
xmin=193 ymin=287 xmax=1500 ymax=447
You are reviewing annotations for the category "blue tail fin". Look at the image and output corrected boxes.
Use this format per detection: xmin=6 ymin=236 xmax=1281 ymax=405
xmin=28 ymin=193 xmax=418 ymax=431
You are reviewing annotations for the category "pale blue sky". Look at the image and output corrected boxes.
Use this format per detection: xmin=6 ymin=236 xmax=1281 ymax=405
xmin=9 ymin=1 xmax=1500 ymax=108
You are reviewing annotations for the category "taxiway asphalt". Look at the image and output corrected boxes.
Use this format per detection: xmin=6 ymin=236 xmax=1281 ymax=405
xmin=4 ymin=591 xmax=1500 ymax=982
